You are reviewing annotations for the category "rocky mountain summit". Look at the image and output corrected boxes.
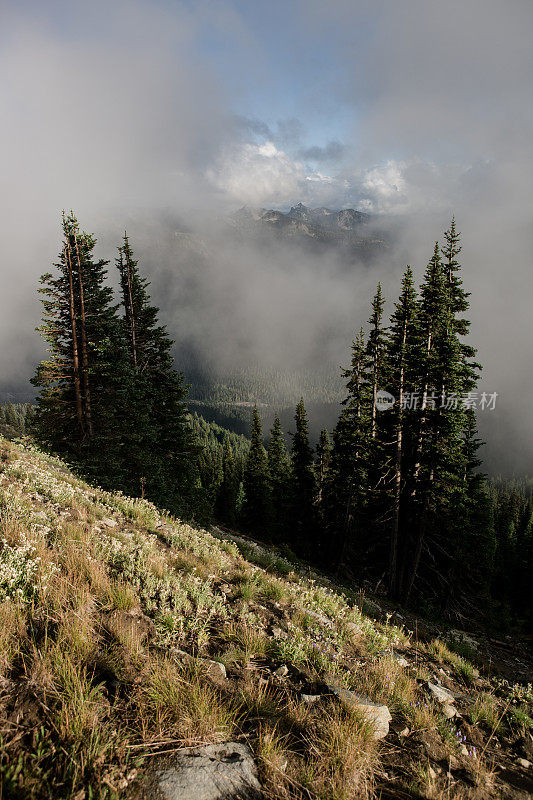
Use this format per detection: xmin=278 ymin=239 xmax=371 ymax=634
xmin=226 ymin=203 xmax=388 ymax=258
xmin=0 ymin=434 xmax=531 ymax=799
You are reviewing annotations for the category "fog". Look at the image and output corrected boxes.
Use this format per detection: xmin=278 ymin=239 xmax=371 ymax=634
xmin=1 ymin=0 xmax=532 ymax=473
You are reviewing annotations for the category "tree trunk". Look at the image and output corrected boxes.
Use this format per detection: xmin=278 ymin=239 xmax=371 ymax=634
xmin=389 ymin=327 xmax=406 ymax=597
xmin=65 ymin=244 xmax=84 ymax=438
xmin=73 ymin=234 xmax=93 ymax=438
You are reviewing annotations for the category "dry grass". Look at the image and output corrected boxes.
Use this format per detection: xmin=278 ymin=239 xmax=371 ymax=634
xmin=135 ymin=657 xmax=238 ymax=744
xmin=0 ymin=435 xmax=528 ymax=800
xmin=358 ymin=655 xmax=436 ymax=731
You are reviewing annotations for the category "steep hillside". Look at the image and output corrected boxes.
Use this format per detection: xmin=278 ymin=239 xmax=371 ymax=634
xmin=0 ymin=435 xmax=531 ymax=800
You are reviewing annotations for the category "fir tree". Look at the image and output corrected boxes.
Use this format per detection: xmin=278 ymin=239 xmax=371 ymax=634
xmin=366 ymin=283 xmax=387 ymax=440
xmin=385 ymin=266 xmax=418 ymax=596
xmin=290 ymin=398 xmax=317 ymax=556
xmin=326 ymin=329 xmax=371 ymax=570
xmin=32 ymin=212 xmax=131 ymax=483
xmin=242 ymin=406 xmax=271 ymax=538
xmin=215 ymin=435 xmax=239 ymax=527
xmin=315 ymin=428 xmax=331 ymax=506
xmin=114 ymin=234 xmax=199 ymax=515
xmin=267 ymin=413 xmax=291 ymax=541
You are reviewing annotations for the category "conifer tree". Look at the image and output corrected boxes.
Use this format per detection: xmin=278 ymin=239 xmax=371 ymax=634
xmin=315 ymin=429 xmax=331 ymax=506
xmin=385 ymin=266 xmax=418 ymax=596
xmin=366 ymin=284 xmax=387 ymax=441
xmin=114 ymin=234 xmax=198 ymax=515
xmin=290 ymin=398 xmax=317 ymax=556
xmin=32 ymin=213 xmax=131 ymax=482
xmin=326 ymin=329 xmax=371 ymax=569
xmin=215 ymin=435 xmax=239 ymax=527
xmin=242 ymin=407 xmax=271 ymax=538
xmin=267 ymin=413 xmax=291 ymax=541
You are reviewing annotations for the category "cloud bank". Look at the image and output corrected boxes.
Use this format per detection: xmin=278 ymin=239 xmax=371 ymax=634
xmin=1 ymin=0 xmax=532 ymax=472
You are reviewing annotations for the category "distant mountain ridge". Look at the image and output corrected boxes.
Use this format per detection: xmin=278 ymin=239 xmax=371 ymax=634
xmin=227 ymin=202 xmax=381 ymax=245
xmin=232 ymin=202 xmax=369 ymax=232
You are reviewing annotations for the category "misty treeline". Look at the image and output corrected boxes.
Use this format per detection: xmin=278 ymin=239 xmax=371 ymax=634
xmin=0 ymin=401 xmax=35 ymax=438
xmin=28 ymin=214 xmax=531 ymax=625
xmin=232 ymin=221 xmax=532 ymax=626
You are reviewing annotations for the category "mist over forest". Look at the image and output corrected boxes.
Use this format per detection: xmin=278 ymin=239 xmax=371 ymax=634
xmin=2 ymin=2 xmax=533 ymax=477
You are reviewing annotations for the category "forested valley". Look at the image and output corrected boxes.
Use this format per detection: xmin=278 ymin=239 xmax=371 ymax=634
xmin=9 ymin=212 xmax=531 ymax=635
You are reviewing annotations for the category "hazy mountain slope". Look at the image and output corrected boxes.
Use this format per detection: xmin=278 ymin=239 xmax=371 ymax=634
xmin=0 ymin=435 xmax=531 ymax=799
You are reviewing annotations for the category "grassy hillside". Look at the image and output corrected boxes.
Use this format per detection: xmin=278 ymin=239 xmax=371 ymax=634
xmin=0 ymin=435 xmax=531 ymax=799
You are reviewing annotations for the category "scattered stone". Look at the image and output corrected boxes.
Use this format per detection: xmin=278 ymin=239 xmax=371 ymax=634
xmin=301 ymin=694 xmax=321 ymax=704
xmin=305 ymin=609 xmax=333 ymax=628
xmin=156 ymin=742 xmax=263 ymax=800
xmin=516 ymin=758 xmax=531 ymax=769
xmin=101 ymin=517 xmax=117 ymax=528
xmin=207 ymin=661 xmax=227 ymax=680
xmin=427 ymin=682 xmax=455 ymax=705
xmin=104 ymin=609 xmax=156 ymax=642
xmin=345 ymin=621 xmax=363 ymax=636
xmin=274 ymin=665 xmax=289 ymax=678
xmin=447 ymin=629 xmax=479 ymax=652
xmin=170 ymin=648 xmax=193 ymax=663
xmin=442 ymin=704 xmax=457 ymax=719
xmin=394 ymin=655 xmax=409 ymax=667
xmin=447 ymin=755 xmax=459 ymax=771
xmin=328 ymin=685 xmax=392 ymax=739
xmin=362 ymin=600 xmax=382 ymax=616
xmin=391 ymin=721 xmax=410 ymax=737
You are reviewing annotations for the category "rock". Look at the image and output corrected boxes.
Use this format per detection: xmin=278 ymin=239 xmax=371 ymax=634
xmin=362 ymin=599 xmax=382 ymax=616
xmin=447 ymin=629 xmax=479 ymax=652
xmin=517 ymin=758 xmax=531 ymax=769
xmin=207 ymin=661 xmax=227 ymax=680
xmin=270 ymin=626 xmax=283 ymax=638
xmin=391 ymin=721 xmax=410 ymax=737
xmin=102 ymin=517 xmax=117 ymax=528
xmin=274 ymin=665 xmax=289 ymax=678
xmin=104 ymin=609 xmax=156 ymax=642
xmin=460 ymin=745 xmax=469 ymax=756
xmin=442 ymin=704 xmax=457 ymax=719
xmin=328 ymin=685 xmax=392 ymax=739
xmin=305 ymin=609 xmax=333 ymax=628
xmin=428 ymin=765 xmax=437 ymax=780
xmin=447 ymin=755 xmax=459 ymax=771
xmin=156 ymin=742 xmax=263 ymax=800
xmin=170 ymin=648 xmax=194 ymax=663
xmin=427 ymin=682 xmax=455 ymax=705
xmin=345 ymin=621 xmax=363 ymax=636
xmin=301 ymin=694 xmax=321 ymax=704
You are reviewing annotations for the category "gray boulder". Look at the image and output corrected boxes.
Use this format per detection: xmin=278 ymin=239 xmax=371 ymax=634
xmin=328 ymin=685 xmax=392 ymax=739
xmin=427 ymin=682 xmax=455 ymax=705
xmin=156 ymin=742 xmax=263 ymax=800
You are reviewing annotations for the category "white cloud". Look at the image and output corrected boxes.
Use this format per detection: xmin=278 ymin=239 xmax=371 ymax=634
xmin=207 ymin=140 xmax=346 ymax=207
